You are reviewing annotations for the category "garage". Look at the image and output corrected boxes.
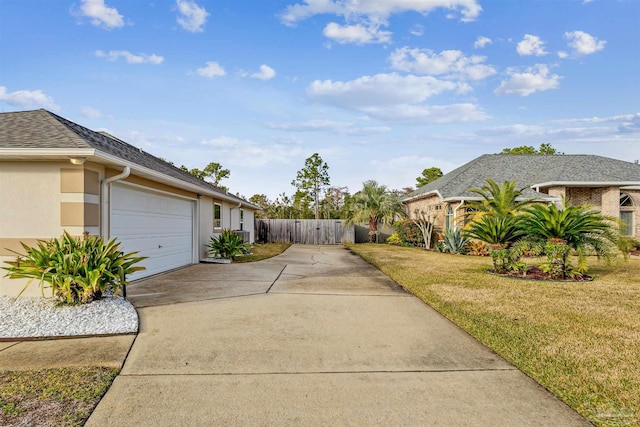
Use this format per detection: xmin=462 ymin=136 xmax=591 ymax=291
xmin=110 ymin=183 xmax=196 ymax=280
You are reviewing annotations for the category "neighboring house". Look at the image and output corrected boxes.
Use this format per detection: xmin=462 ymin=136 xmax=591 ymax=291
xmin=0 ymin=109 xmax=260 ymax=297
xmin=403 ymin=154 xmax=640 ymax=239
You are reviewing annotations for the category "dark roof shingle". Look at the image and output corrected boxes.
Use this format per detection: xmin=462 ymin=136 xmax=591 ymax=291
xmin=406 ymin=154 xmax=640 ymax=201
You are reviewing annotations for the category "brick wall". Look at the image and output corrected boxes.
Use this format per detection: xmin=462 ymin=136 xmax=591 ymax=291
xmin=406 ymin=195 xmax=445 ymax=233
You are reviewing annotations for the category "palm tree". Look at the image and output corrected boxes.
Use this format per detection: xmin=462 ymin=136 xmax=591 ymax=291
xmin=519 ymin=200 xmax=619 ymax=278
xmin=464 ymin=179 xmax=532 ymax=248
xmin=347 ymin=180 xmax=406 ymax=243
xmin=466 ymin=179 xmax=532 ymax=216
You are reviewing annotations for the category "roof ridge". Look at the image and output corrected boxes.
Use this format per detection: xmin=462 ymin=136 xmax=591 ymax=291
xmin=39 ymin=109 xmax=91 ymax=149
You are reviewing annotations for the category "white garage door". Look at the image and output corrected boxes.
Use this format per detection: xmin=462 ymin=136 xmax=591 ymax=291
xmin=111 ymin=183 xmax=195 ymax=280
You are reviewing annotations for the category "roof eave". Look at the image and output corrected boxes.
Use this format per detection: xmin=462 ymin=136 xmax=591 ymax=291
xmin=402 ymin=189 xmax=443 ymax=203
xmin=0 ymin=148 xmax=96 ymax=160
xmin=93 ymin=151 xmax=258 ymax=209
xmin=533 ymin=181 xmax=640 ymax=189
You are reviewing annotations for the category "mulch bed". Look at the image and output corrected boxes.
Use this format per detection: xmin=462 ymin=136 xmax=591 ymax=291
xmin=488 ymin=266 xmax=594 ymax=282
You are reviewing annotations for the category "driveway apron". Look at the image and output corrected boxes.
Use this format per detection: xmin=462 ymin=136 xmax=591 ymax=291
xmin=87 ymin=245 xmax=589 ymax=426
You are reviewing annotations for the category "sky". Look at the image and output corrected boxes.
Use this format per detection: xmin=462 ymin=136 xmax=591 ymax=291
xmin=1 ymin=0 xmax=639 ymax=200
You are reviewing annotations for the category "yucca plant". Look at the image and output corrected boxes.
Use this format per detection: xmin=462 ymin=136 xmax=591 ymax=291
xmin=519 ymin=201 xmax=620 ymax=279
xmin=207 ymin=229 xmax=251 ymax=260
xmin=3 ymin=231 xmax=146 ymax=304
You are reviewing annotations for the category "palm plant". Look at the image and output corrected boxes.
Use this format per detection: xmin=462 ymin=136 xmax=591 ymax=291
xmin=347 ymin=180 xmax=406 ymax=243
xmin=463 ymin=179 xmax=533 ymax=272
xmin=466 ymin=179 xmax=532 ymax=216
xmin=519 ymin=201 xmax=619 ymax=278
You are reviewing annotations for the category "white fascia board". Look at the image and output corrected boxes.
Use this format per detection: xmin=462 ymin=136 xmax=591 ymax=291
xmin=92 ymin=151 xmax=254 ymax=208
xmin=0 ymin=148 xmax=96 ymax=158
xmin=621 ymin=186 xmax=640 ymax=190
xmin=533 ymin=181 xmax=640 ymax=188
xmin=402 ymin=189 xmax=443 ymax=203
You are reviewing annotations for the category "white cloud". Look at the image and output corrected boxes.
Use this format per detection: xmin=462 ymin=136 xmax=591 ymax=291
xmin=307 ymin=73 xmax=463 ymax=110
xmin=280 ymin=0 xmax=482 ymax=25
xmin=280 ymin=0 xmax=480 ymax=44
xmin=389 ymin=47 xmax=496 ymax=80
xmin=557 ymin=51 xmax=569 ymax=59
xmin=200 ymin=136 xmax=303 ymax=167
xmin=95 ymin=50 xmax=164 ymax=64
xmin=306 ymin=73 xmax=484 ymax=123
xmin=410 ymin=24 xmax=424 ymax=36
xmin=0 ymin=86 xmax=60 ymax=111
xmin=473 ymin=36 xmax=492 ymax=49
xmin=323 ymin=22 xmax=391 ymax=44
xmin=476 ymin=124 xmax=545 ymax=136
xmin=251 ymin=64 xmax=277 ymax=81
xmin=195 ymin=61 xmax=226 ymax=78
xmin=266 ymin=119 xmax=391 ymax=135
xmin=365 ymin=103 xmax=489 ymax=123
xmin=79 ymin=106 xmax=104 ymax=118
xmin=495 ymin=64 xmax=561 ymax=96
xmin=516 ymin=34 xmax=548 ymax=56
xmin=77 ymin=0 xmax=124 ymax=29
xmin=564 ymin=30 xmax=606 ymax=55
xmin=176 ymin=0 xmax=209 ymax=32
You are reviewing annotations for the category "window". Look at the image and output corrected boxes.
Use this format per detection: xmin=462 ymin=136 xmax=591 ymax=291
xmin=445 ymin=205 xmax=454 ymax=231
xmin=213 ymin=203 xmax=222 ymax=229
xmin=239 ymin=209 xmax=244 ymax=231
xmin=620 ymin=193 xmax=634 ymax=236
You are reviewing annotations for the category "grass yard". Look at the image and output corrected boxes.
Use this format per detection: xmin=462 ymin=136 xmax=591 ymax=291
xmin=0 ymin=367 xmax=118 ymax=426
xmin=347 ymin=244 xmax=640 ymax=427
xmin=235 ymin=242 xmax=292 ymax=263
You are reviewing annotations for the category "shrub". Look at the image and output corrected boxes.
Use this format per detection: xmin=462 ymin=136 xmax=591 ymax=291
xmin=618 ymin=236 xmax=640 ymax=255
xmin=386 ymin=232 xmax=404 ymax=246
xmin=438 ymin=228 xmax=469 ymax=254
xmin=394 ymin=220 xmax=424 ymax=247
xmin=3 ymin=232 xmax=146 ymax=304
xmin=207 ymin=229 xmax=251 ymax=260
xmin=467 ymin=240 xmax=489 ymax=256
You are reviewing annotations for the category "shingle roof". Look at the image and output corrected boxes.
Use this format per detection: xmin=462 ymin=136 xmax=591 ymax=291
xmin=406 ymin=154 xmax=640 ymax=201
xmin=0 ymin=109 xmax=260 ymax=209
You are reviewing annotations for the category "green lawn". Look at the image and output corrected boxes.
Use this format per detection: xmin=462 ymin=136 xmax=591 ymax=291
xmin=347 ymin=244 xmax=640 ymax=427
xmin=234 ymin=242 xmax=292 ymax=263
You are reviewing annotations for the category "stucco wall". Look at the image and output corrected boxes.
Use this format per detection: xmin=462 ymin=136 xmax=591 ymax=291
xmin=0 ymin=161 xmax=94 ymax=296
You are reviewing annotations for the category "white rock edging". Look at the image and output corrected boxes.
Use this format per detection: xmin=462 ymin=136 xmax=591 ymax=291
xmin=0 ymin=295 xmax=138 ymax=339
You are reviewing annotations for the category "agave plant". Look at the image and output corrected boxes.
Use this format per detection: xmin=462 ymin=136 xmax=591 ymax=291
xmin=519 ymin=201 xmax=620 ymax=279
xmin=3 ymin=231 xmax=146 ymax=304
xmin=438 ymin=228 xmax=469 ymax=254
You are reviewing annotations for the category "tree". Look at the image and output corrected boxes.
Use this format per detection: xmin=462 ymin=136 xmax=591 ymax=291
xmin=416 ymin=167 xmax=443 ymax=188
xmin=291 ymin=153 xmax=330 ymax=220
xmin=464 ymin=179 xmax=533 ymax=272
xmin=519 ymin=201 xmax=619 ymax=278
xmin=249 ymin=194 xmax=272 ymax=219
xmin=347 ymin=180 xmax=406 ymax=243
xmin=500 ymin=143 xmax=563 ymax=155
xmin=180 ymin=162 xmax=230 ymax=190
xmin=320 ymin=186 xmax=350 ymax=219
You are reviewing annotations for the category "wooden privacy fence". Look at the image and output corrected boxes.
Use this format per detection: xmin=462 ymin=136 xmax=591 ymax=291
xmin=255 ymin=219 xmax=355 ymax=245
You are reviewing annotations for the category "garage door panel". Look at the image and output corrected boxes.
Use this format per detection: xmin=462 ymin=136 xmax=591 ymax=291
xmin=111 ymin=184 xmax=195 ymax=280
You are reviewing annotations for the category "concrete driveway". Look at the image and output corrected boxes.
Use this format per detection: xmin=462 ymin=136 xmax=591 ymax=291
xmin=87 ymin=245 xmax=589 ymax=426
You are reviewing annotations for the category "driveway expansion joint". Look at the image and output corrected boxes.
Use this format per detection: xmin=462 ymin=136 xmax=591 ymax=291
xmin=265 ymin=264 xmax=287 ymax=293
xmin=120 ymin=368 xmax=518 ymax=377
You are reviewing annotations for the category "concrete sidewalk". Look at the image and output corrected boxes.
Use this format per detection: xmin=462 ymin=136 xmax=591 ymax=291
xmin=86 ymin=245 xmax=589 ymax=426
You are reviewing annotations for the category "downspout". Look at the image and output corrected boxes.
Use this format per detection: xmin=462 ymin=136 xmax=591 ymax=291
xmin=453 ymin=199 xmax=465 ymax=230
xmin=100 ymin=166 xmax=130 ymax=239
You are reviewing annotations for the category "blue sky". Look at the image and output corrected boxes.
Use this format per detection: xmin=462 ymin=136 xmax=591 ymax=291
xmin=1 ymin=0 xmax=639 ymax=199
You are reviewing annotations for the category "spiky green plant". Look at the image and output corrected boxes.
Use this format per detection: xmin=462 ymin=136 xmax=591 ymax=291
xmin=207 ymin=229 xmax=251 ymax=260
xmin=466 ymin=179 xmax=533 ymax=216
xmin=519 ymin=201 xmax=620 ymax=278
xmin=439 ymin=228 xmax=469 ymax=254
xmin=3 ymin=232 xmax=146 ymax=304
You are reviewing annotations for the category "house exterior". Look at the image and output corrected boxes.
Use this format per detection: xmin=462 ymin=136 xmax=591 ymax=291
xmin=403 ymin=154 xmax=640 ymax=239
xmin=0 ymin=109 xmax=260 ymax=297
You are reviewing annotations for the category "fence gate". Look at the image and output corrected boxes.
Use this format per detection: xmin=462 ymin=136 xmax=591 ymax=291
xmin=255 ymin=219 xmax=354 ymax=244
